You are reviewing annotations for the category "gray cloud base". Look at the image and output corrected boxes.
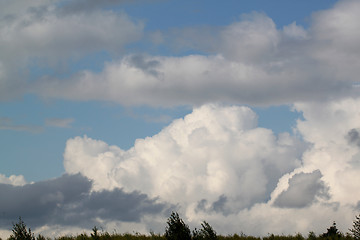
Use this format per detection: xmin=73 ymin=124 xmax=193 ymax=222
xmin=347 ymin=129 xmax=360 ymax=148
xmin=0 ymin=174 xmax=169 ymax=229
xmin=273 ymin=170 xmax=330 ymax=208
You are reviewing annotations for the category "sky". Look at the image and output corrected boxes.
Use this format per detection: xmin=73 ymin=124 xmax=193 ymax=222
xmin=1 ymin=0 xmax=360 ymax=238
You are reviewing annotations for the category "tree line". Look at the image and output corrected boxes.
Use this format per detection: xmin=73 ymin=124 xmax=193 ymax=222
xmin=3 ymin=212 xmax=360 ymax=240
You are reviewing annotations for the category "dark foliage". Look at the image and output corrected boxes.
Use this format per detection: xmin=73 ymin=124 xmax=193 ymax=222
xmin=164 ymin=212 xmax=191 ymax=240
xmin=91 ymin=227 xmax=100 ymax=240
xmin=193 ymin=221 xmax=218 ymax=240
xmin=8 ymin=217 xmax=35 ymax=240
xmin=37 ymin=234 xmax=49 ymax=240
xmin=4 ymin=215 xmax=360 ymax=240
xmin=349 ymin=215 xmax=360 ymax=240
xmin=320 ymin=222 xmax=342 ymax=240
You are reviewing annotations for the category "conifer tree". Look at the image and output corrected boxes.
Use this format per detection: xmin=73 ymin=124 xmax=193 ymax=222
xmin=8 ymin=217 xmax=35 ymax=240
xmin=165 ymin=212 xmax=191 ymax=240
xmin=350 ymin=214 xmax=360 ymax=240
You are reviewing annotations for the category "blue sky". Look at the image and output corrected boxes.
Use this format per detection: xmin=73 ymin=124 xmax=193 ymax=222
xmin=0 ymin=0 xmax=335 ymax=182
xmin=1 ymin=0 xmax=360 ymax=238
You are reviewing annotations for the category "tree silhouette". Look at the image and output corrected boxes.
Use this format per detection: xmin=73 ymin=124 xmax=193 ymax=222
xmin=321 ymin=221 xmax=342 ymax=239
xmin=165 ymin=212 xmax=191 ymax=240
xmin=350 ymin=214 xmax=360 ymax=240
xmin=193 ymin=221 xmax=218 ymax=240
xmin=91 ymin=226 xmax=100 ymax=240
xmin=8 ymin=217 xmax=35 ymax=240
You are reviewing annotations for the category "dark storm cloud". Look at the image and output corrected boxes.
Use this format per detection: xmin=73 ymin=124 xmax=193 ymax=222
xmin=0 ymin=174 xmax=168 ymax=229
xmin=346 ymin=129 xmax=360 ymax=147
xmin=273 ymin=170 xmax=330 ymax=208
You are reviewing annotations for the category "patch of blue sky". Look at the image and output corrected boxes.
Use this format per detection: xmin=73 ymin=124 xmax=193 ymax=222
xmin=2 ymin=0 xmax=338 ymax=182
xmin=120 ymin=0 xmax=338 ymax=31
xmin=28 ymin=51 xmax=112 ymax=82
xmin=253 ymin=105 xmax=303 ymax=135
xmin=0 ymin=95 xmax=192 ymax=181
xmin=120 ymin=0 xmax=339 ymax=58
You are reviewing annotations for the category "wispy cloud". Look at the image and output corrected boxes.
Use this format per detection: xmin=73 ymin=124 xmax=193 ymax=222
xmin=0 ymin=117 xmax=43 ymax=133
xmin=45 ymin=118 xmax=74 ymax=128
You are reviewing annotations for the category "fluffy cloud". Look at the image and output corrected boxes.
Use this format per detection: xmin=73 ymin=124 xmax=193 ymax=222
xmin=32 ymin=0 xmax=360 ymax=106
xmin=0 ymin=174 xmax=27 ymax=186
xmin=0 ymin=174 xmax=168 ymax=231
xmin=1 ymin=99 xmax=360 ymax=236
xmin=0 ymin=1 xmax=142 ymax=60
xmin=0 ymin=0 xmax=359 ymax=106
xmin=61 ymin=98 xmax=360 ymax=235
xmin=2 ymin=0 xmax=360 ymax=237
xmin=1 ymin=0 xmax=359 ymax=106
xmin=293 ymin=98 xmax=360 ymax=207
xmin=310 ymin=0 xmax=360 ymax=82
xmin=63 ymin=104 xmax=308 ymax=232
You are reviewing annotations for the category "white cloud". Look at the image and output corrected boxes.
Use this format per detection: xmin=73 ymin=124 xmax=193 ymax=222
xmin=2 ymin=0 xmax=360 ymax=237
xmin=292 ymin=98 xmax=360 ymax=206
xmin=218 ymin=13 xmax=279 ymax=63
xmin=2 ymin=98 xmax=360 ymax=236
xmin=0 ymin=0 xmax=143 ymax=100
xmin=34 ymin=0 xmax=360 ymax=106
xmin=61 ymin=97 xmax=360 ymax=235
xmin=63 ymin=104 xmax=306 ymax=233
xmin=0 ymin=0 xmax=359 ymax=106
xmin=282 ymin=22 xmax=308 ymax=40
xmin=0 ymin=174 xmax=27 ymax=186
xmin=309 ymin=0 xmax=360 ymax=84
xmin=1 ymin=7 xmax=143 ymax=61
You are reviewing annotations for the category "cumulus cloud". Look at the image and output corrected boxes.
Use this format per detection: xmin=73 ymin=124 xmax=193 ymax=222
xmin=60 ymin=98 xmax=360 ymax=235
xmin=2 ymin=0 xmax=360 ymax=237
xmin=293 ymin=98 xmax=360 ymax=207
xmin=63 ymin=104 xmax=307 ymax=231
xmin=0 ymin=174 xmax=27 ymax=186
xmin=0 ymin=174 xmax=168 ymax=230
xmin=1 ymin=98 xmax=360 ymax=236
